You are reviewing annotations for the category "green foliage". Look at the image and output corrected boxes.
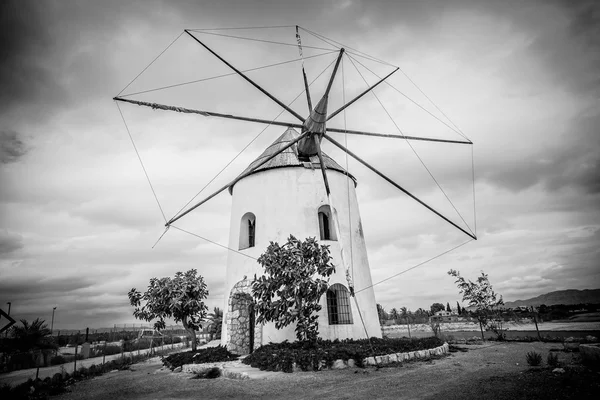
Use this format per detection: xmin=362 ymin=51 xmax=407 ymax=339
xmin=207 ymin=307 xmax=223 ymax=340
xmin=243 ymin=337 xmax=443 ymax=373
xmin=50 ymin=355 xmax=67 ymax=365
xmin=252 ymin=235 xmax=336 ymax=342
xmin=128 ymin=269 xmax=209 ymax=351
xmin=10 ymin=318 xmax=57 ymax=352
xmin=377 ymin=304 xmax=388 ymax=324
xmin=430 ymin=303 xmax=445 ymax=314
xmin=547 ymin=352 xmax=559 ymax=367
xmin=448 ymin=269 xmax=504 ymax=340
xmin=526 ymin=351 xmax=542 ymax=366
xmin=192 ymin=367 xmax=222 ymax=379
xmin=161 ymin=345 xmax=238 ymax=370
xmin=389 ymin=308 xmax=399 ymax=322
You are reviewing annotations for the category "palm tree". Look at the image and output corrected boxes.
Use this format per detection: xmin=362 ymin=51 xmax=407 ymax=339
xmin=400 ymin=307 xmax=412 ymax=338
xmin=206 ymin=307 xmax=223 ymax=341
xmin=389 ymin=308 xmax=399 ymax=323
xmin=11 ymin=318 xmax=56 ymax=352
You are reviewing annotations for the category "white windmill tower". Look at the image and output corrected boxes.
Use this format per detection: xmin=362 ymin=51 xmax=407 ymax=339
xmin=114 ymin=27 xmax=476 ymax=355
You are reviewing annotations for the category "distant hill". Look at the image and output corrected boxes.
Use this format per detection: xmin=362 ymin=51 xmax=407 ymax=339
xmin=504 ymin=289 xmax=600 ymax=308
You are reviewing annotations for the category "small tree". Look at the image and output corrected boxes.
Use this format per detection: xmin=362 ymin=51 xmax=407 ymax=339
xmin=389 ymin=307 xmax=400 ymax=323
xmin=207 ymin=307 xmax=223 ymax=341
xmin=377 ymin=304 xmax=388 ymax=324
xmin=10 ymin=318 xmax=57 ymax=352
xmin=128 ymin=269 xmax=209 ymax=351
xmin=430 ymin=303 xmax=445 ymax=314
xmin=251 ymin=235 xmax=336 ymax=342
xmin=448 ymin=269 xmax=504 ymax=341
xmin=456 ymin=301 xmax=462 ymax=315
xmin=446 ymin=302 xmax=451 ymax=312
xmin=400 ymin=307 xmax=412 ymax=338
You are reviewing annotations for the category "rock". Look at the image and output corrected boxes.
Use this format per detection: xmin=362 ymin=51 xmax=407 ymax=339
xmin=580 ymin=343 xmax=600 ymax=366
xmin=388 ymin=353 xmax=398 ymax=363
xmin=173 ymin=367 xmax=182 ymax=373
xmin=552 ymin=368 xmax=565 ymax=374
xmin=365 ymin=356 xmax=377 ymax=366
xmin=585 ymin=335 xmax=598 ymax=342
xmin=331 ymin=359 xmax=346 ymax=369
xmin=110 ymin=369 xmax=118 ymax=373
xmin=347 ymin=359 xmax=356 ymax=368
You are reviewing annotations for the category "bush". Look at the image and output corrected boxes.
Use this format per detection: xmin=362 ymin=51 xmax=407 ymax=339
xmin=547 ymin=352 xmax=559 ymax=368
xmin=51 ymin=355 xmax=67 ymax=365
xmin=161 ymin=345 xmax=238 ymax=370
xmin=243 ymin=337 xmax=444 ymax=373
xmin=526 ymin=351 xmax=542 ymax=366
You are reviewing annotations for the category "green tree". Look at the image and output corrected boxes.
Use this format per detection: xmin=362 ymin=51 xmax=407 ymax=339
xmin=377 ymin=304 xmax=388 ymax=324
xmin=430 ymin=303 xmax=445 ymax=314
xmin=128 ymin=269 xmax=209 ymax=351
xmin=389 ymin=308 xmax=400 ymax=322
xmin=446 ymin=302 xmax=452 ymax=312
xmin=10 ymin=318 xmax=57 ymax=352
xmin=448 ymin=269 xmax=504 ymax=341
xmin=207 ymin=307 xmax=223 ymax=341
xmin=400 ymin=307 xmax=412 ymax=338
xmin=251 ymin=235 xmax=336 ymax=342
xmin=456 ymin=301 xmax=462 ymax=315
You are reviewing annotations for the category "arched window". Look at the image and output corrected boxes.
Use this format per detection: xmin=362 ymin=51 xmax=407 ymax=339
xmin=239 ymin=212 xmax=256 ymax=250
xmin=318 ymin=205 xmax=337 ymax=241
xmin=326 ymin=284 xmax=353 ymax=325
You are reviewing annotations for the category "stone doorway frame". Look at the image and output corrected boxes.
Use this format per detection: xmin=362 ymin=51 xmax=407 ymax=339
xmin=226 ymin=277 xmax=262 ymax=354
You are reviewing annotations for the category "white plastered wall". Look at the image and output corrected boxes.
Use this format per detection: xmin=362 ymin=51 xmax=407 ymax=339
xmin=221 ymin=166 xmax=381 ymax=347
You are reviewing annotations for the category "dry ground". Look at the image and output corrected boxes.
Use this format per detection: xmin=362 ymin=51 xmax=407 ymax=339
xmin=54 ymin=342 xmax=599 ymax=400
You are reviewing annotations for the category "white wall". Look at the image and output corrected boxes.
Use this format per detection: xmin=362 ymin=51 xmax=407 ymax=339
xmin=221 ymin=166 xmax=381 ymax=346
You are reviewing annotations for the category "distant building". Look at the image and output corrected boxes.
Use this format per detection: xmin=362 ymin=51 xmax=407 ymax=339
xmin=430 ymin=310 xmax=459 ymax=323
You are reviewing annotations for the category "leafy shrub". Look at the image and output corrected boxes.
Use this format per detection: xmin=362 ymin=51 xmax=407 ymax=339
xmin=547 ymin=352 xmax=559 ymax=368
xmin=162 ymin=345 xmax=239 ymax=370
xmin=101 ymin=344 xmax=123 ymax=356
xmin=51 ymin=355 xmax=67 ymax=365
xmin=192 ymin=367 xmax=222 ymax=379
xmin=243 ymin=337 xmax=444 ymax=373
xmin=526 ymin=351 xmax=542 ymax=366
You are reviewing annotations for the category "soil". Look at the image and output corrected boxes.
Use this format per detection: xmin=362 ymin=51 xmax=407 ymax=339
xmin=53 ymin=342 xmax=600 ymax=400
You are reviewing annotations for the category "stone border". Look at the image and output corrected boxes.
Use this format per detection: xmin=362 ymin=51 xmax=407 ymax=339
xmin=180 ymin=343 xmax=450 ymax=377
xmin=294 ymin=342 xmax=450 ymax=371
xmin=362 ymin=342 xmax=449 ymax=367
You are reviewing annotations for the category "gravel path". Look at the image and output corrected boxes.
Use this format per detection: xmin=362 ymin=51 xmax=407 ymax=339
xmin=50 ymin=341 xmax=597 ymax=400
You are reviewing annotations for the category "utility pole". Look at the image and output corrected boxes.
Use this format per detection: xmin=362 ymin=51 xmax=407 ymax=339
xmin=51 ymin=307 xmax=57 ymax=335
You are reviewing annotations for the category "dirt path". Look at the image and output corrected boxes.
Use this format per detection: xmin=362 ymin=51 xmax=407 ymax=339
xmin=0 ymin=343 xmax=186 ymax=387
xmin=54 ymin=342 xmax=598 ymax=400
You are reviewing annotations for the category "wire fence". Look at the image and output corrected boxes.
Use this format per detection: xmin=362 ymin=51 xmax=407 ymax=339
xmin=0 ymin=323 xmax=214 ymax=379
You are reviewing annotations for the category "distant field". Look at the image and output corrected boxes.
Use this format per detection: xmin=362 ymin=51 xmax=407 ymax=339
xmin=384 ymin=320 xmax=600 ymax=340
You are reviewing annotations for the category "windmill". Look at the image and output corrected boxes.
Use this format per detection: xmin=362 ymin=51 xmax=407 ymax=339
xmin=114 ymin=27 xmax=476 ymax=354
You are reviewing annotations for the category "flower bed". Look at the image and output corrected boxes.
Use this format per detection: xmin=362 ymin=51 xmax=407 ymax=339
xmin=243 ymin=337 xmax=445 ymax=373
xmin=161 ymin=345 xmax=239 ymax=370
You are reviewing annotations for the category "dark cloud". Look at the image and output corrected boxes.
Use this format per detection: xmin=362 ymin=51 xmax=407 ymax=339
xmin=0 ymin=230 xmax=23 ymax=253
xmin=0 ymin=130 xmax=28 ymax=163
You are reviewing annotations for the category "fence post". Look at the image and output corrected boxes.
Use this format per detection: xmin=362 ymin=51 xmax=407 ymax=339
xmin=74 ymin=344 xmax=78 ymax=373
xmin=103 ymin=341 xmax=107 ymax=365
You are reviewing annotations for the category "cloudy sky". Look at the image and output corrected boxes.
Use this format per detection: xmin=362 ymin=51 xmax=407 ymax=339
xmin=1 ymin=0 xmax=599 ymax=330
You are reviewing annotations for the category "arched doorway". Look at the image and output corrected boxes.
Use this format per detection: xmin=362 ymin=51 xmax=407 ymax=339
xmin=227 ymin=278 xmax=261 ymax=354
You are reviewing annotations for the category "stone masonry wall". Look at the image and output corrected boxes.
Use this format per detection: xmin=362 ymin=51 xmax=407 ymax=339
xmin=226 ymin=277 xmax=262 ymax=355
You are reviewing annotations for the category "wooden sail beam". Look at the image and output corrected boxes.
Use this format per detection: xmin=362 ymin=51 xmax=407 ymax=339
xmin=185 ymin=30 xmax=306 ymax=123
xmin=166 ymin=131 xmax=310 ymax=226
xmin=113 ymin=97 xmax=303 ymax=129
xmin=314 ymin=136 xmax=354 ymax=295
xmin=326 ymin=127 xmax=472 ymax=145
xmin=327 ymin=67 xmax=399 ymax=121
xmin=323 ymin=133 xmax=477 ymax=240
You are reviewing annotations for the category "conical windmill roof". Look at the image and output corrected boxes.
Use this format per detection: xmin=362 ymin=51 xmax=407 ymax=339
xmin=230 ymin=127 xmax=356 ymax=193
